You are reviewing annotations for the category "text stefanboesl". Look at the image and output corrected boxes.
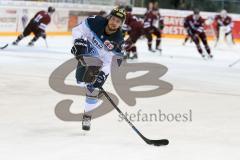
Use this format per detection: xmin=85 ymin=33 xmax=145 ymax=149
xmin=118 ymin=109 xmax=192 ymax=122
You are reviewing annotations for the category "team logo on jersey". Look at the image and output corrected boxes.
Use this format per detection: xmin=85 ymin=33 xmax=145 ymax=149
xmin=92 ymin=37 xmax=103 ymax=49
xmin=104 ymin=40 xmax=114 ymax=51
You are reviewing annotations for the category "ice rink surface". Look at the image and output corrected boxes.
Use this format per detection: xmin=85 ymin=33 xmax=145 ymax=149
xmin=0 ymin=36 xmax=240 ymax=160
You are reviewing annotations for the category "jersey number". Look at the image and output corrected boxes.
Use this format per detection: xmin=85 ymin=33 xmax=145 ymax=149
xmin=34 ymin=15 xmax=43 ymax=22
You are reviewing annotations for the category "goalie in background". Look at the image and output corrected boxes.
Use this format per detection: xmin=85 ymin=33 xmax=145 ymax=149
xmin=214 ymin=9 xmax=235 ymax=46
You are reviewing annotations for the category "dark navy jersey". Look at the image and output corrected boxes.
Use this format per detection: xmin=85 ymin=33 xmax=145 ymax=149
xmin=72 ymin=15 xmax=124 ymax=75
xmin=86 ymin=15 xmax=124 ymax=54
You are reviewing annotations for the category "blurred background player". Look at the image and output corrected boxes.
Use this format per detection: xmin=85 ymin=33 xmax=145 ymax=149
xmin=12 ymin=6 xmax=55 ymax=46
xmin=98 ymin=10 xmax=107 ymax=17
xmin=144 ymin=2 xmax=164 ymax=52
xmin=123 ymin=5 xmax=144 ymax=59
xmin=214 ymin=9 xmax=235 ymax=46
xmin=184 ymin=9 xmax=213 ymax=58
xmin=71 ymin=8 xmax=125 ymax=131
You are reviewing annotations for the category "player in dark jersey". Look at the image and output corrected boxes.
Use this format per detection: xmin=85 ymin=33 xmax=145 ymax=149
xmin=214 ymin=9 xmax=235 ymax=45
xmin=184 ymin=9 xmax=213 ymax=58
xmin=12 ymin=6 xmax=55 ymax=46
xmin=144 ymin=3 xmax=163 ymax=52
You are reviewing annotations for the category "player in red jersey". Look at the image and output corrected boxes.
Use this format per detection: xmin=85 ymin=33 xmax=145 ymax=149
xmin=184 ymin=9 xmax=213 ymax=58
xmin=123 ymin=5 xmax=145 ymax=59
xmin=214 ymin=9 xmax=235 ymax=45
xmin=12 ymin=6 xmax=55 ymax=46
xmin=144 ymin=2 xmax=163 ymax=52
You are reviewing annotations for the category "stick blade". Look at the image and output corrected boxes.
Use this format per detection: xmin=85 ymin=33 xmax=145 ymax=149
xmin=0 ymin=44 xmax=8 ymax=50
xmin=146 ymin=139 xmax=169 ymax=146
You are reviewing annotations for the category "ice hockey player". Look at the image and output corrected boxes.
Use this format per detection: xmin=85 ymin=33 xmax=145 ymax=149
xmin=214 ymin=9 xmax=235 ymax=45
xmin=123 ymin=5 xmax=144 ymax=59
xmin=184 ymin=9 xmax=213 ymax=58
xmin=144 ymin=2 xmax=164 ymax=52
xmin=71 ymin=8 xmax=125 ymax=131
xmin=12 ymin=6 xmax=55 ymax=46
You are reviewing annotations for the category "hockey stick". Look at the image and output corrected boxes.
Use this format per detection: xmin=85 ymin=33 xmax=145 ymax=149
xmin=0 ymin=44 xmax=8 ymax=50
xmin=99 ymin=87 xmax=169 ymax=146
xmin=229 ymin=58 xmax=240 ymax=67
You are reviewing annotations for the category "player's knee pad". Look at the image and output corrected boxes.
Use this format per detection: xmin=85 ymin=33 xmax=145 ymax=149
xmin=76 ymin=63 xmax=101 ymax=83
xmin=86 ymin=85 xmax=100 ymax=98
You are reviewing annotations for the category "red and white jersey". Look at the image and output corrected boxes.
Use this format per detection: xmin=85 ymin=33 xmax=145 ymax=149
xmin=214 ymin=15 xmax=233 ymax=27
xmin=124 ymin=12 xmax=143 ymax=30
xmin=184 ymin=14 xmax=205 ymax=31
xmin=32 ymin=11 xmax=51 ymax=31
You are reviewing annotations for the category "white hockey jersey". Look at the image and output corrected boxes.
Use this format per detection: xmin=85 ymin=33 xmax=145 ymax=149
xmin=72 ymin=15 xmax=124 ymax=75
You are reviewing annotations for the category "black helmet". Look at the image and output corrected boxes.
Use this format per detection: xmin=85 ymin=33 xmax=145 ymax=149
xmin=125 ymin=5 xmax=132 ymax=12
xmin=193 ymin=8 xmax=200 ymax=15
xmin=48 ymin=6 xmax=55 ymax=13
xmin=110 ymin=7 xmax=126 ymax=22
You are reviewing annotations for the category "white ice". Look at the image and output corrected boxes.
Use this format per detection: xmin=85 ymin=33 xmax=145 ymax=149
xmin=0 ymin=36 xmax=240 ymax=160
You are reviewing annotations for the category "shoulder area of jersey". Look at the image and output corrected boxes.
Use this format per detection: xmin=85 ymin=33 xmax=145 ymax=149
xmin=88 ymin=15 xmax=107 ymax=22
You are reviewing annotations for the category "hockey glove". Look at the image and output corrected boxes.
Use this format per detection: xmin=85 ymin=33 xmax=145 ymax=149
xmin=92 ymin=71 xmax=108 ymax=88
xmin=71 ymin=38 xmax=88 ymax=60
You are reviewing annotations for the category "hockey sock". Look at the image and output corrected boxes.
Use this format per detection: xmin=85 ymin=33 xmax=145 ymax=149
xmin=156 ymin=38 xmax=161 ymax=49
